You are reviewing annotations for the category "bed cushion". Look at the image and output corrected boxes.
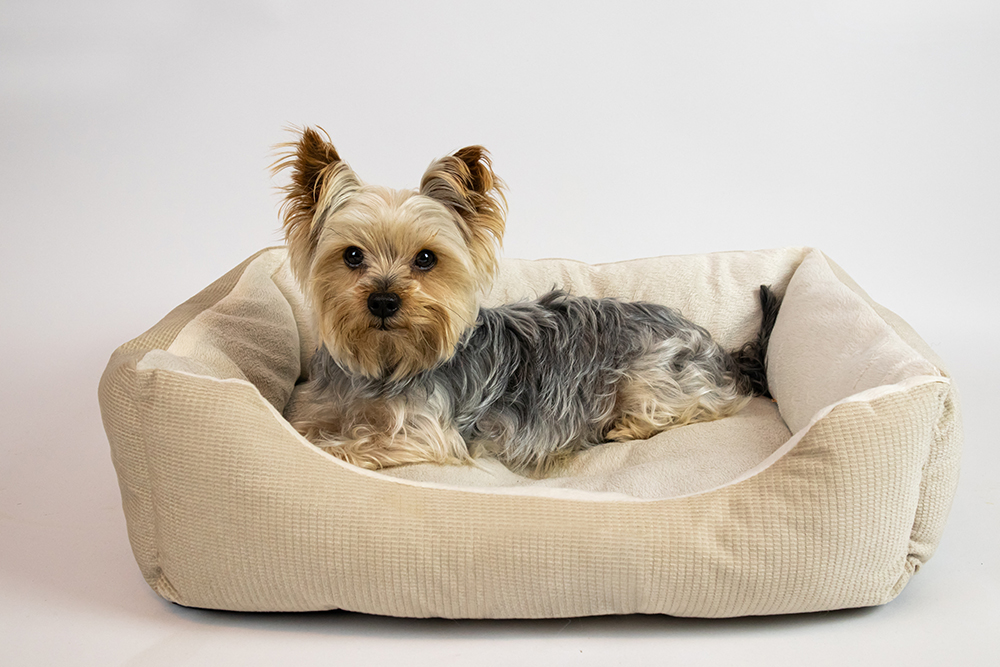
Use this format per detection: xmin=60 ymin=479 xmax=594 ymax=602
xmin=98 ymin=246 xmax=961 ymax=617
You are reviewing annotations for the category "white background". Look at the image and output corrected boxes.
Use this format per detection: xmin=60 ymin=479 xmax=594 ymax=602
xmin=2 ymin=1 xmax=998 ymax=665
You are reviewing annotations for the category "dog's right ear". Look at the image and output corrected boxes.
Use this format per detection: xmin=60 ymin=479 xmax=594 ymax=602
xmin=272 ymin=126 xmax=361 ymax=284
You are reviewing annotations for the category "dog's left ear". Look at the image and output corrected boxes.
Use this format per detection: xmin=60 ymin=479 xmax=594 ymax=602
xmin=420 ymin=146 xmax=506 ymax=282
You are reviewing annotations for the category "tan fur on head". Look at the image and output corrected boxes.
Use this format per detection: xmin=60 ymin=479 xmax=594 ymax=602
xmin=272 ymin=127 xmax=507 ymax=380
xmin=308 ymin=187 xmax=483 ymax=379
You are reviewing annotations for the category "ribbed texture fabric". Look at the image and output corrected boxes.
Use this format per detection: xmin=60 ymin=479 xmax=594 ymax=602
xmin=98 ymin=247 xmax=961 ymax=618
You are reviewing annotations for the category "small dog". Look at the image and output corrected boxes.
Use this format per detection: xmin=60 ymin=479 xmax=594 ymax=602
xmin=276 ymin=127 xmax=780 ymax=475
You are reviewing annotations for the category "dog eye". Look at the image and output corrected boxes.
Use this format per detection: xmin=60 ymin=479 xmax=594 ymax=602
xmin=413 ymin=249 xmax=437 ymax=270
xmin=343 ymin=246 xmax=364 ymax=269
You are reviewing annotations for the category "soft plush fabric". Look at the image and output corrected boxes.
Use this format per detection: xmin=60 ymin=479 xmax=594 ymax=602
xmin=98 ymin=246 xmax=961 ymax=618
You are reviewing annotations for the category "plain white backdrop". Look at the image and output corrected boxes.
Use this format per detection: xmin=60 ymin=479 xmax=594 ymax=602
xmin=2 ymin=1 xmax=998 ymax=665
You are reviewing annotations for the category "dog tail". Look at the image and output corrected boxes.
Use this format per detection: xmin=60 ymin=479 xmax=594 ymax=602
xmin=730 ymin=285 xmax=782 ymax=398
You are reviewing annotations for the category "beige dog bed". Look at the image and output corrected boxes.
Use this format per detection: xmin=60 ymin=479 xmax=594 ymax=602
xmin=99 ymin=246 xmax=960 ymax=618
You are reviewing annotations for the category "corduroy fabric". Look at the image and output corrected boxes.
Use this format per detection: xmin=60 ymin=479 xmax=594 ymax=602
xmin=98 ymin=247 xmax=961 ymax=617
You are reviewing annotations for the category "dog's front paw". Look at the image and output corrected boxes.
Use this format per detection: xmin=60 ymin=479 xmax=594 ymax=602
xmin=318 ymin=443 xmax=400 ymax=470
xmin=317 ymin=437 xmax=469 ymax=470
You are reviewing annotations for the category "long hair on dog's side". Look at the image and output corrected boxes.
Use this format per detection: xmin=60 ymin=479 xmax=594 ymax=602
xmin=271 ymin=126 xmax=362 ymax=289
xmin=420 ymin=146 xmax=506 ymax=289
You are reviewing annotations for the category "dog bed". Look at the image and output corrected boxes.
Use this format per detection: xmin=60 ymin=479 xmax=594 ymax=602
xmin=98 ymin=246 xmax=961 ymax=618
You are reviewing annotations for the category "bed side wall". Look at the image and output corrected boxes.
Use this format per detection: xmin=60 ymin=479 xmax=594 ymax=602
xmin=98 ymin=248 xmax=281 ymax=596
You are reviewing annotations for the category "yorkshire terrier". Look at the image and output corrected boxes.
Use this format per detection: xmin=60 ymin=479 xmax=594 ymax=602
xmin=276 ymin=127 xmax=780 ymax=475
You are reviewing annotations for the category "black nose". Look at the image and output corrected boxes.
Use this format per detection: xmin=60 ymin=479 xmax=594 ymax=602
xmin=367 ymin=291 xmax=401 ymax=319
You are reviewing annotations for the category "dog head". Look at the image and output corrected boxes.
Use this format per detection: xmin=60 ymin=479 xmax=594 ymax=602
xmin=274 ymin=127 xmax=506 ymax=380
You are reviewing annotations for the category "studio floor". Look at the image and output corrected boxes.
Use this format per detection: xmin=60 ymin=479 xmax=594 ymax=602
xmin=2 ymin=2 xmax=998 ymax=665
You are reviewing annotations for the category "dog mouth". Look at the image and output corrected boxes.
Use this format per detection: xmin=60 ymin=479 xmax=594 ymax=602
xmin=372 ymin=317 xmax=404 ymax=332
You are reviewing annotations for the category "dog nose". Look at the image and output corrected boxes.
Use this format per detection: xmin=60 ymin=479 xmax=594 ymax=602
xmin=367 ymin=291 xmax=401 ymax=319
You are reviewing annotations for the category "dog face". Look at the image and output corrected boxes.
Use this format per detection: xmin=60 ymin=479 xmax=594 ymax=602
xmin=274 ymin=128 xmax=505 ymax=380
